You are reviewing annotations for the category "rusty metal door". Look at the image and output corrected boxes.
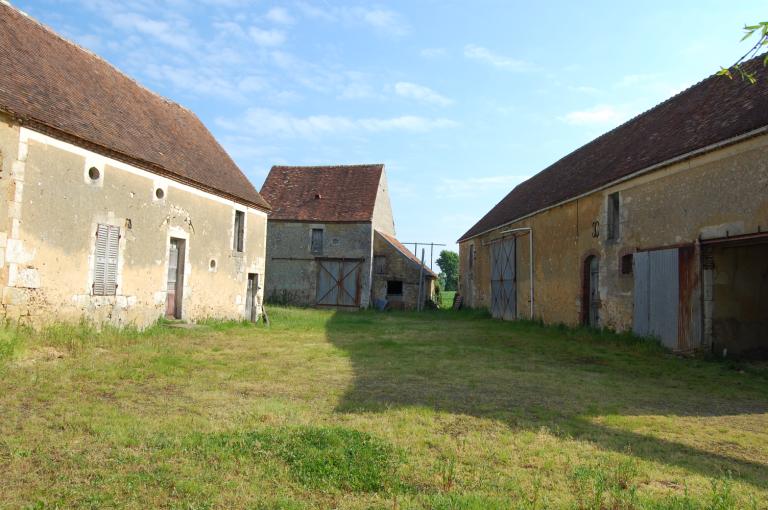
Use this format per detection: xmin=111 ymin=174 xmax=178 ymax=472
xmin=245 ymin=273 xmax=259 ymax=322
xmin=490 ymin=237 xmax=516 ymax=320
xmin=316 ymin=258 xmax=362 ymax=307
xmin=633 ymin=248 xmax=679 ymax=349
xmin=166 ymin=238 xmax=185 ymax=319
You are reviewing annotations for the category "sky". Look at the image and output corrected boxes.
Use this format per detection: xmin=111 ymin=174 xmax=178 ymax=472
xmin=13 ymin=0 xmax=766 ymax=261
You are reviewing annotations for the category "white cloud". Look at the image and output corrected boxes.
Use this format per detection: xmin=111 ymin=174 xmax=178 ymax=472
xmin=249 ymin=27 xmax=286 ymax=46
xmin=111 ymin=13 xmax=194 ymax=50
xmin=437 ymin=175 xmax=530 ymax=198
xmin=463 ymin=44 xmax=528 ymax=71
xmin=394 ymin=82 xmax=453 ymax=107
xmin=217 ymin=108 xmax=458 ymax=138
xmin=560 ymin=105 xmax=628 ymax=126
xmin=420 ymin=48 xmax=447 ymax=58
xmin=265 ymin=7 xmax=294 ymax=25
xmin=295 ymin=3 xmax=408 ymax=35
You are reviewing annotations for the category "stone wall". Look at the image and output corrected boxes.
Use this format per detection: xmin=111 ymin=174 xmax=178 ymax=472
xmin=371 ymin=231 xmax=435 ymax=310
xmin=459 ymin=134 xmax=768 ymax=337
xmin=0 ymin=119 xmax=267 ymax=328
xmin=264 ymin=221 xmax=373 ymax=307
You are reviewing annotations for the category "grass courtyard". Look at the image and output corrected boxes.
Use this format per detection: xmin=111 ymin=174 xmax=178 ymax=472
xmin=1 ymin=307 xmax=767 ymax=509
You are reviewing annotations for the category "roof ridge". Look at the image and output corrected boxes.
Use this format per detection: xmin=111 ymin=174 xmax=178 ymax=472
xmin=271 ymin=163 xmax=385 ymax=169
xmin=0 ymin=2 xmax=191 ymax=114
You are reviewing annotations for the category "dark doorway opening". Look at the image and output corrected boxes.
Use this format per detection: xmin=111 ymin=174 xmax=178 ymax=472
xmin=708 ymin=239 xmax=768 ymax=358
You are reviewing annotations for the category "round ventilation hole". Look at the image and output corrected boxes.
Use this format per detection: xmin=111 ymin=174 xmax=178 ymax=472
xmin=88 ymin=166 xmax=100 ymax=181
xmin=209 ymin=259 xmax=217 ymax=270
xmin=155 ymin=188 xmax=165 ymax=199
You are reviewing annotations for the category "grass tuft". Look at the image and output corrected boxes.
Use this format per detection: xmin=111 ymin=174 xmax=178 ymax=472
xmin=188 ymin=426 xmax=400 ymax=492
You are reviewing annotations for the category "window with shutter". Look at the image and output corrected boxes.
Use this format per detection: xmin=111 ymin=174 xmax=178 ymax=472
xmin=93 ymin=224 xmax=120 ymax=296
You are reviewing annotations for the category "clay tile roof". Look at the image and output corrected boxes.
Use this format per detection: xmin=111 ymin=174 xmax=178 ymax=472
xmin=260 ymin=164 xmax=384 ymax=222
xmin=0 ymin=4 xmax=270 ymax=211
xmin=376 ymin=230 xmax=437 ymax=278
xmin=458 ymin=56 xmax=768 ymax=242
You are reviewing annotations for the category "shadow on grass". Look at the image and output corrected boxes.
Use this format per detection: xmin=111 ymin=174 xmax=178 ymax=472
xmin=324 ymin=309 xmax=768 ymax=491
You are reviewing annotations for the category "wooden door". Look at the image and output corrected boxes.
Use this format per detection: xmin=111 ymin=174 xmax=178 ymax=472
xmin=490 ymin=237 xmax=516 ymax=320
xmin=583 ymin=255 xmax=599 ymax=327
xmin=316 ymin=259 xmax=362 ymax=307
xmin=166 ymin=238 xmax=185 ymax=319
xmin=245 ymin=273 xmax=259 ymax=322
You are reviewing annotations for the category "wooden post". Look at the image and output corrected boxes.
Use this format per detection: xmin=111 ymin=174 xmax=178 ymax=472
xmin=417 ymin=248 xmax=425 ymax=311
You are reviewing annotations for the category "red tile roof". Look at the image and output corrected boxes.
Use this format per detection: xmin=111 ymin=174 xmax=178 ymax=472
xmin=458 ymin=57 xmax=768 ymax=242
xmin=0 ymin=4 xmax=270 ymax=211
xmin=376 ymin=230 xmax=438 ymax=278
xmin=261 ymin=164 xmax=384 ymax=222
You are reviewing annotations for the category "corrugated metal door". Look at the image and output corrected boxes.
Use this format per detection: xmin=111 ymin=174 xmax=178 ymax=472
xmin=490 ymin=237 xmax=516 ymax=320
xmin=633 ymin=248 xmax=679 ymax=349
xmin=316 ymin=259 xmax=362 ymax=307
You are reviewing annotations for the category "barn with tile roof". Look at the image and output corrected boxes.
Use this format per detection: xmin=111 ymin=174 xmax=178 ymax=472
xmin=458 ymin=56 xmax=768 ymax=358
xmin=0 ymin=3 xmax=270 ymax=327
xmin=261 ymin=164 xmax=436 ymax=310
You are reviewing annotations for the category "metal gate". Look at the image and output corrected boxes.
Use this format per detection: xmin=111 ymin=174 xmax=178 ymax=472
xmin=633 ymin=248 xmax=679 ymax=349
xmin=316 ymin=258 xmax=362 ymax=307
xmin=490 ymin=237 xmax=516 ymax=320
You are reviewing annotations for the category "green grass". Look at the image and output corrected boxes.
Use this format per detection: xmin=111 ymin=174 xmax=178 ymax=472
xmin=439 ymin=290 xmax=456 ymax=309
xmin=1 ymin=307 xmax=767 ymax=509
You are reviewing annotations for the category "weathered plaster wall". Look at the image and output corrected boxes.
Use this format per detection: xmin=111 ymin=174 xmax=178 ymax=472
xmin=460 ymin=134 xmax=768 ymax=335
xmin=371 ymin=169 xmax=396 ymax=237
xmin=265 ymin=220 xmax=373 ymax=307
xmin=0 ymin=113 xmax=17 ymax=237
xmin=0 ymin=125 xmax=267 ymax=327
xmin=371 ymin=232 xmax=434 ymax=310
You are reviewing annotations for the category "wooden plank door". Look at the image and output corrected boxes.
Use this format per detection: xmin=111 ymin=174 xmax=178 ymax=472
xmin=166 ymin=238 xmax=185 ymax=319
xmin=245 ymin=273 xmax=259 ymax=322
xmin=490 ymin=237 xmax=516 ymax=320
xmin=316 ymin=258 xmax=362 ymax=307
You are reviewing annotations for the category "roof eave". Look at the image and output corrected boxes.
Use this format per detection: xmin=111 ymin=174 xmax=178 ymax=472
xmin=457 ymin=124 xmax=768 ymax=244
xmin=5 ymin=110 xmax=272 ymax=212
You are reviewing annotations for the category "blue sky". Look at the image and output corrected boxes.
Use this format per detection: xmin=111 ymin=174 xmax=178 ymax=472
xmin=15 ymin=0 xmax=766 ymax=259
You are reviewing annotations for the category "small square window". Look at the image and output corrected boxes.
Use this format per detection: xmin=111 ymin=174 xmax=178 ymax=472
xmin=621 ymin=253 xmax=633 ymax=275
xmin=387 ymin=280 xmax=403 ymax=296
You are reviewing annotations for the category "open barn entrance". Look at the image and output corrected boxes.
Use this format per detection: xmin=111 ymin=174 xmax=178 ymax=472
xmin=702 ymin=234 xmax=768 ymax=359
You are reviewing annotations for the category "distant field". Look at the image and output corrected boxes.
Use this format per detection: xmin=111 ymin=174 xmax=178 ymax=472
xmin=1 ymin=308 xmax=767 ymax=509
xmin=439 ymin=290 xmax=456 ymax=308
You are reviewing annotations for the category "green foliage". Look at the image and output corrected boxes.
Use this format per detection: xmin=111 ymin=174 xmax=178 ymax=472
xmin=719 ymin=21 xmax=768 ymax=83
xmin=436 ymin=250 xmax=459 ymax=291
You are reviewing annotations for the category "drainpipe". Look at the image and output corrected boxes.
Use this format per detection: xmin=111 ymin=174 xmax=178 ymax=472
xmin=499 ymin=227 xmax=534 ymax=320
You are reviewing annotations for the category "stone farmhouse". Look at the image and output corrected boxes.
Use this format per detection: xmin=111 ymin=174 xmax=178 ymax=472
xmin=0 ymin=4 xmax=271 ymax=327
xmin=260 ymin=165 xmax=436 ymax=310
xmin=458 ymin=58 xmax=768 ymax=358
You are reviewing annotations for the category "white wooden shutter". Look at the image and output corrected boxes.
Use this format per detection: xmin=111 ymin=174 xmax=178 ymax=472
xmin=93 ymin=224 xmax=120 ymax=296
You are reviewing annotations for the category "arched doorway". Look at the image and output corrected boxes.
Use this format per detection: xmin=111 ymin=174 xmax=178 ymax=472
xmin=582 ymin=255 xmax=599 ymax=327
